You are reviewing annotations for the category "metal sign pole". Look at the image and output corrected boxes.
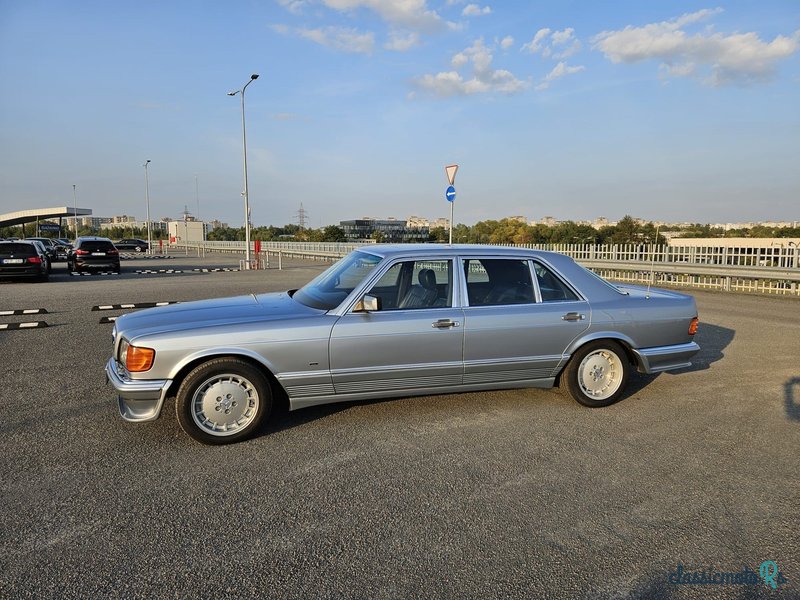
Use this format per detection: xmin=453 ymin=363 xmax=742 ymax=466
xmin=445 ymin=164 xmax=458 ymax=246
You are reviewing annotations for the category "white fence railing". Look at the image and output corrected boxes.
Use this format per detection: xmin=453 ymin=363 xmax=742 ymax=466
xmin=173 ymin=241 xmax=800 ymax=296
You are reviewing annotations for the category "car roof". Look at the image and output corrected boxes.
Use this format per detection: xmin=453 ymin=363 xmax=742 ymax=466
xmin=353 ymin=243 xmax=626 ymax=301
xmin=77 ymin=236 xmax=113 ymax=242
xmin=358 ymin=243 xmax=566 ymax=261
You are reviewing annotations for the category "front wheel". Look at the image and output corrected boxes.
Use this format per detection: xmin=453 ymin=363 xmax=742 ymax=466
xmin=564 ymin=340 xmax=630 ymax=408
xmin=176 ymin=358 xmax=272 ymax=445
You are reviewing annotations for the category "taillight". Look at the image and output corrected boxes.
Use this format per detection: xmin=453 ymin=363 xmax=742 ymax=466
xmin=126 ymin=345 xmax=155 ymax=372
xmin=688 ymin=317 xmax=699 ymax=335
xmin=75 ymin=249 xmax=89 ymax=255
xmin=28 ymin=256 xmax=42 ymax=264
xmin=108 ymin=248 xmax=119 ymax=255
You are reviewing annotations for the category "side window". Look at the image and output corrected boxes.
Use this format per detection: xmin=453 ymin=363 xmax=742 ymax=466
xmin=366 ymin=260 xmax=452 ymax=310
xmin=533 ymin=262 xmax=579 ymax=302
xmin=463 ymin=259 xmax=535 ymax=306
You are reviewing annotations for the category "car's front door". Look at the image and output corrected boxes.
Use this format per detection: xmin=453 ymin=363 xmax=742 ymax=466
xmin=329 ymin=259 xmax=464 ymax=395
xmin=461 ymin=257 xmax=591 ymax=385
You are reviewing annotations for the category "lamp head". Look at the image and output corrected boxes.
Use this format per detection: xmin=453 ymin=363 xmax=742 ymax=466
xmin=227 ymin=91 xmax=238 ymax=96
xmin=251 ymin=74 xmax=259 ymax=80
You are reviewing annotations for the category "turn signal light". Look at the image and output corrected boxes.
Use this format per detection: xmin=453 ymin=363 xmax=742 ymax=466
xmin=688 ymin=317 xmax=699 ymax=336
xmin=126 ymin=345 xmax=155 ymax=372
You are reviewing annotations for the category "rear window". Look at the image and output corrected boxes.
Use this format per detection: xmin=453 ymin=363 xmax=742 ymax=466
xmin=78 ymin=240 xmax=115 ymax=251
xmin=0 ymin=243 xmax=37 ymax=257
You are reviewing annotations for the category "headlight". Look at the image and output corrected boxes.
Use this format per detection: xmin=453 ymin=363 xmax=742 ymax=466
xmin=118 ymin=338 xmax=155 ymax=372
xmin=119 ymin=338 xmax=129 ymax=363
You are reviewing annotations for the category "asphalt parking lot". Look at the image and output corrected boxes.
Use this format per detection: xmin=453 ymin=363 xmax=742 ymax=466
xmin=1 ymin=254 xmax=798 ymax=599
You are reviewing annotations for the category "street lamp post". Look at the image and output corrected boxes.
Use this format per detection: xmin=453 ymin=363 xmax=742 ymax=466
xmin=143 ymin=160 xmax=152 ymax=255
xmin=72 ymin=184 xmax=78 ymax=241
xmin=228 ymin=73 xmax=259 ymax=270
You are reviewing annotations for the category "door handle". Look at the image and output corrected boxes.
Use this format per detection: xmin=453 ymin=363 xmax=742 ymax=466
xmin=432 ymin=319 xmax=460 ymax=329
xmin=561 ymin=312 xmax=585 ymax=322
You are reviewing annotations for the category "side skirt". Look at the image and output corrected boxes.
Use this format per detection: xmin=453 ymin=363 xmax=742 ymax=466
xmin=288 ymin=377 xmax=556 ymax=411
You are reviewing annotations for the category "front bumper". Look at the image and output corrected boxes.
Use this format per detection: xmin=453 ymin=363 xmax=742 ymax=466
xmin=105 ymin=358 xmax=172 ymax=422
xmin=632 ymin=341 xmax=700 ymax=374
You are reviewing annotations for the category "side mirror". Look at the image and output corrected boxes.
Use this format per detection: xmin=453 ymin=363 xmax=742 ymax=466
xmin=354 ymin=294 xmax=381 ymax=312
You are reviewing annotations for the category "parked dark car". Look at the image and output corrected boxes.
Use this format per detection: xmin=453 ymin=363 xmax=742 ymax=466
xmin=26 ymin=237 xmax=61 ymax=262
xmin=0 ymin=241 xmax=49 ymax=281
xmin=27 ymin=240 xmax=53 ymax=273
xmin=114 ymin=238 xmax=149 ymax=252
xmin=51 ymin=239 xmax=73 ymax=260
xmin=68 ymin=236 xmax=121 ymax=273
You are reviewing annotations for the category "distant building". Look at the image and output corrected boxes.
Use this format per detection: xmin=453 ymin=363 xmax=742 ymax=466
xmin=340 ymin=217 xmax=429 ymax=242
xmin=507 ymin=215 xmax=527 ymax=224
xmin=430 ymin=218 xmax=450 ymax=229
xmin=406 ymin=215 xmax=429 ymax=228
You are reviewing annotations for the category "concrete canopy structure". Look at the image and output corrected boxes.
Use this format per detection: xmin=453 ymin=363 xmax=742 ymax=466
xmin=0 ymin=206 xmax=92 ymax=228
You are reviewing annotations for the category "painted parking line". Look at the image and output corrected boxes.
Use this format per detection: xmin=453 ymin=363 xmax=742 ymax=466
xmin=69 ymin=272 xmax=120 ymax=276
xmin=120 ymin=254 xmax=173 ymax=260
xmin=134 ymin=269 xmax=184 ymax=274
xmin=0 ymin=321 xmax=49 ymax=330
xmin=0 ymin=308 xmax=49 ymax=316
xmin=92 ymin=302 xmax=178 ymax=311
xmin=190 ymin=267 xmax=240 ymax=272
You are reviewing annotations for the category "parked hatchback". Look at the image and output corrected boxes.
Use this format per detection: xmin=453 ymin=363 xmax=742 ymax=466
xmin=68 ymin=237 xmax=121 ymax=273
xmin=0 ymin=241 xmax=49 ymax=281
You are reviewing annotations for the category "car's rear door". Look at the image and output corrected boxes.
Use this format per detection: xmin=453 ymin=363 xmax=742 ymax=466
xmin=461 ymin=256 xmax=591 ymax=385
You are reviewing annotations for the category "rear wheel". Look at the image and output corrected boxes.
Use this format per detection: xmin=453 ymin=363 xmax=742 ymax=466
xmin=176 ymin=358 xmax=272 ymax=445
xmin=564 ymin=340 xmax=630 ymax=407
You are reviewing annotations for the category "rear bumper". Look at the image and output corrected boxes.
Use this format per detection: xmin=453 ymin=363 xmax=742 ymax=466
xmin=105 ymin=358 xmax=172 ymax=422
xmin=632 ymin=341 xmax=700 ymax=374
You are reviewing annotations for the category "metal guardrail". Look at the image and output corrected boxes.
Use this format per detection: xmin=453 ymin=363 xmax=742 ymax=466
xmin=173 ymin=241 xmax=800 ymax=296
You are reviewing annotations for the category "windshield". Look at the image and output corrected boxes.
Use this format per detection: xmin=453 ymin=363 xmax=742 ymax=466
xmin=293 ymin=250 xmax=383 ymax=310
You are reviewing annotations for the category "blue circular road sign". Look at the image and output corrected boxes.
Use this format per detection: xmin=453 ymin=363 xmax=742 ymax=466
xmin=446 ymin=185 xmax=456 ymax=202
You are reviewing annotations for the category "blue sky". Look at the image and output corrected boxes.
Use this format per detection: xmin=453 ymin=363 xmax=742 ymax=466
xmin=1 ymin=0 xmax=798 ymax=228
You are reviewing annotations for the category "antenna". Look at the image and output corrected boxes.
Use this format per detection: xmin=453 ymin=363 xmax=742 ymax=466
xmin=646 ymin=225 xmax=660 ymax=299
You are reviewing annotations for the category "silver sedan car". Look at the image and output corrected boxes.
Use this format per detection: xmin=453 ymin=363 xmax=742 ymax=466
xmin=106 ymin=245 xmax=699 ymax=444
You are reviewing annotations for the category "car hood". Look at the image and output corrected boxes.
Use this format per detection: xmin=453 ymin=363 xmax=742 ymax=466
xmin=115 ymin=291 xmax=324 ymax=340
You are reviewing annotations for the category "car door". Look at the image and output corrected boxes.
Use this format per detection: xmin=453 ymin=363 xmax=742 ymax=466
xmin=329 ymin=258 xmax=464 ymax=395
xmin=461 ymin=257 xmax=591 ymax=385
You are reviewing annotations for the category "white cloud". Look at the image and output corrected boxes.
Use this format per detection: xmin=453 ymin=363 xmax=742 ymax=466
xmin=535 ymin=61 xmax=585 ymax=90
xmin=500 ymin=35 xmax=514 ymax=50
xmin=592 ymin=8 xmax=800 ymax=85
xmin=277 ymin=0 xmax=309 ymax=15
xmin=522 ymin=28 xmax=550 ymax=53
xmin=384 ymin=31 xmax=420 ymax=51
xmin=522 ymin=27 xmax=581 ymax=59
xmin=321 ymin=0 xmax=444 ymax=31
xmin=297 ymin=26 xmax=375 ymax=53
xmin=462 ymin=4 xmax=491 ymax=17
xmin=414 ymin=38 xmax=527 ymax=97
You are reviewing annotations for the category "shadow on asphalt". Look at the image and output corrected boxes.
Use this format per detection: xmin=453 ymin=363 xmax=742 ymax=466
xmin=670 ymin=321 xmax=735 ymax=373
xmin=784 ymin=377 xmax=800 ymax=422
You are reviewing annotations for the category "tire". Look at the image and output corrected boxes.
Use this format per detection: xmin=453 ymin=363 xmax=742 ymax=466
xmin=175 ymin=358 xmax=272 ymax=445
xmin=563 ymin=340 xmax=630 ymax=408
xmin=37 ymin=271 xmax=49 ymax=283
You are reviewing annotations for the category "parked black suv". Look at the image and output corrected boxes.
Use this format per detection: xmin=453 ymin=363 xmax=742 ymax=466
xmin=0 ymin=241 xmax=49 ymax=281
xmin=68 ymin=237 xmax=121 ymax=273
